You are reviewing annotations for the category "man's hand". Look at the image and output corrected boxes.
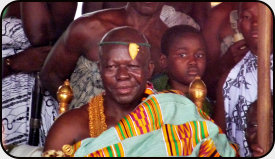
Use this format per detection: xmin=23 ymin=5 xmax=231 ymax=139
xmin=220 ymin=39 xmax=249 ymax=73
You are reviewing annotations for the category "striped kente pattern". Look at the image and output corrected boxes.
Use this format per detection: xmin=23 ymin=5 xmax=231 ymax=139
xmin=197 ymin=108 xmax=224 ymax=134
xmin=71 ymin=141 xmax=82 ymax=157
xmin=230 ymin=143 xmax=240 ymax=157
xmin=86 ymin=142 xmax=125 ymax=157
xmin=198 ymin=139 xmax=220 ymax=157
xmin=162 ymin=121 xmax=210 ymax=156
xmin=115 ymin=96 xmax=163 ymax=141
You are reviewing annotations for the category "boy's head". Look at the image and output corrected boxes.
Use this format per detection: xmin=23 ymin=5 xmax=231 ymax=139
xmin=245 ymin=100 xmax=273 ymax=157
xmin=238 ymin=2 xmax=273 ymax=56
xmin=161 ymin=25 xmax=206 ymax=86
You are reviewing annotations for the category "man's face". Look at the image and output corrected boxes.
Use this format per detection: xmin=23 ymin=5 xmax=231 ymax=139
xmin=238 ymin=2 xmax=259 ymax=55
xmin=167 ymin=33 xmax=206 ymax=85
xmin=131 ymin=2 xmax=164 ymax=16
xmin=100 ymin=44 xmax=152 ymax=105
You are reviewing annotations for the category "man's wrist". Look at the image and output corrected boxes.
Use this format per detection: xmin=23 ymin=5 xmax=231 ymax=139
xmin=5 ymin=57 xmax=14 ymax=71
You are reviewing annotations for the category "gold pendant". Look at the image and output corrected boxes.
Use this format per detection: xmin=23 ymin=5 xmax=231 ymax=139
xmin=129 ymin=43 xmax=140 ymax=60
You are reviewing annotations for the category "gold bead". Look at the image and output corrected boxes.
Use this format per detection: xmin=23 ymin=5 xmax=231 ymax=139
xmin=62 ymin=144 xmax=74 ymax=156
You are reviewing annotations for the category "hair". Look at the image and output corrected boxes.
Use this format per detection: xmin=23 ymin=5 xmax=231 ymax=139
xmin=161 ymin=25 xmax=202 ymax=56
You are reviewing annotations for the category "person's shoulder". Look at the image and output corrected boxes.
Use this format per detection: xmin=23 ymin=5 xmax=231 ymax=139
xmin=67 ymin=8 xmax=125 ymax=35
xmin=74 ymin=7 xmax=125 ymax=26
xmin=54 ymin=104 xmax=89 ymax=127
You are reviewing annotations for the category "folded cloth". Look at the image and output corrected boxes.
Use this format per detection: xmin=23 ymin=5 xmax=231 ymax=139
xmin=9 ymin=145 xmax=43 ymax=157
xmin=73 ymin=93 xmax=238 ymax=157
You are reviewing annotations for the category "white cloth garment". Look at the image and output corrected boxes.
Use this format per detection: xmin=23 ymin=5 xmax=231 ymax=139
xmin=223 ymin=51 xmax=273 ymax=157
xmin=160 ymin=5 xmax=200 ymax=30
xmin=2 ymin=17 xmax=58 ymax=147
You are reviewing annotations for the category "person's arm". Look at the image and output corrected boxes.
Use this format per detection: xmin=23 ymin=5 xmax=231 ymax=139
xmin=202 ymin=4 xmax=226 ymax=67
xmin=190 ymin=2 xmax=211 ymax=29
xmin=21 ymin=2 xmax=54 ymax=46
xmin=2 ymin=46 xmax=51 ymax=78
xmin=43 ymin=105 xmax=89 ymax=152
xmin=213 ymin=71 xmax=229 ymax=132
xmin=46 ymin=2 xmax=77 ymax=41
xmin=39 ymin=17 xmax=97 ymax=98
xmin=20 ymin=2 xmax=77 ymax=46
xmin=203 ymin=38 xmax=248 ymax=100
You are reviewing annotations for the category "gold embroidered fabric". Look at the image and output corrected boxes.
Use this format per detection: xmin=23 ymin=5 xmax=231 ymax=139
xmin=88 ymin=94 xmax=107 ymax=137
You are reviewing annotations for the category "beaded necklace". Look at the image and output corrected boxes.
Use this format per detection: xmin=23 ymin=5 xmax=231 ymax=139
xmin=88 ymin=94 xmax=107 ymax=137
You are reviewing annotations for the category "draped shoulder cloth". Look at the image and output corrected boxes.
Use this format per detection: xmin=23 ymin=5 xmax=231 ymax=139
xmin=73 ymin=93 xmax=239 ymax=157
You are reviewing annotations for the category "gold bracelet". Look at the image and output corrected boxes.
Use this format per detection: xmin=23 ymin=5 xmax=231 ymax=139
xmin=42 ymin=149 xmax=66 ymax=157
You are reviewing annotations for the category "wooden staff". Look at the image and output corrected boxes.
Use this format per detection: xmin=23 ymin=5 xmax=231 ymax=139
xmin=257 ymin=2 xmax=272 ymax=154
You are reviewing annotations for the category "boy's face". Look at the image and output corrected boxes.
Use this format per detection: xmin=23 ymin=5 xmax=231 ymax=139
xmin=238 ymin=2 xmax=259 ymax=55
xmin=166 ymin=33 xmax=206 ymax=85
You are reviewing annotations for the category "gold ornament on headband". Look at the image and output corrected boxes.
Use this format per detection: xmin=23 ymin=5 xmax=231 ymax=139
xmin=129 ymin=43 xmax=140 ymax=60
xmin=99 ymin=41 xmax=151 ymax=60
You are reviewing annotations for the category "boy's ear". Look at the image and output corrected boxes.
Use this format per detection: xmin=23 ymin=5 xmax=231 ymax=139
xmin=159 ymin=53 xmax=167 ymax=70
xmin=147 ymin=61 xmax=155 ymax=79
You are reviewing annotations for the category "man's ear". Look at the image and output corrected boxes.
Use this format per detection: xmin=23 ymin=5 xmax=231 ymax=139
xmin=159 ymin=53 xmax=167 ymax=70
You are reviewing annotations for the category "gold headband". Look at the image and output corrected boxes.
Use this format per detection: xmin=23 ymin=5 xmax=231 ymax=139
xmin=99 ymin=41 xmax=151 ymax=60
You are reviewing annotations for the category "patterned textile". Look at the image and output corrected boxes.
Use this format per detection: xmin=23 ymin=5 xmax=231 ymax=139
xmin=2 ymin=17 xmax=58 ymax=147
xmin=223 ymin=51 xmax=273 ymax=157
xmin=151 ymin=73 xmax=214 ymax=117
xmin=160 ymin=5 xmax=200 ymax=30
xmin=69 ymin=56 xmax=104 ymax=109
xmin=39 ymin=91 xmax=59 ymax=146
xmin=2 ymin=17 xmax=32 ymax=146
xmin=73 ymin=93 xmax=238 ymax=157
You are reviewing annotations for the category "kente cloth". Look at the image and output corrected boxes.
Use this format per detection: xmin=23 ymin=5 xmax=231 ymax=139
xmin=2 ymin=17 xmax=58 ymax=147
xmin=87 ymin=82 xmax=156 ymax=137
xmin=160 ymin=5 xmax=200 ymax=30
xmin=151 ymin=73 xmax=214 ymax=117
xmin=69 ymin=56 xmax=104 ymax=109
xmin=73 ymin=93 xmax=238 ymax=157
xmin=223 ymin=51 xmax=273 ymax=157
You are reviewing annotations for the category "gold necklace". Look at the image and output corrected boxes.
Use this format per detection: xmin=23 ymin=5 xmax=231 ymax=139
xmin=88 ymin=94 xmax=107 ymax=137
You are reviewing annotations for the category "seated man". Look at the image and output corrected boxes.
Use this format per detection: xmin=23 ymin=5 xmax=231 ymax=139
xmin=42 ymin=26 xmax=155 ymax=155
xmin=42 ymin=27 xmax=238 ymax=157
xmin=151 ymin=25 xmax=213 ymax=117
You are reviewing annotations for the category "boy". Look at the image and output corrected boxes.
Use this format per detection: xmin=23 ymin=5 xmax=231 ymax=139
xmin=152 ymin=25 xmax=213 ymax=116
